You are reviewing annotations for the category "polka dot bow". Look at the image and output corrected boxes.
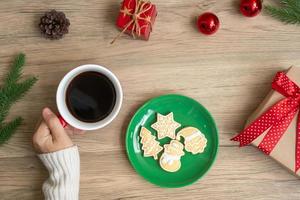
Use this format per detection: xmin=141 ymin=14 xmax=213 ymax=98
xmin=231 ymin=72 xmax=300 ymax=172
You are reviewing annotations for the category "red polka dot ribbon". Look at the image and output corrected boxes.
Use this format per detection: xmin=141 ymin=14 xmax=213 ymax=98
xmin=231 ymin=72 xmax=300 ymax=172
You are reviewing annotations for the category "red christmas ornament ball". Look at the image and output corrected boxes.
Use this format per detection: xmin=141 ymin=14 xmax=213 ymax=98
xmin=197 ymin=12 xmax=220 ymax=35
xmin=240 ymin=0 xmax=262 ymax=17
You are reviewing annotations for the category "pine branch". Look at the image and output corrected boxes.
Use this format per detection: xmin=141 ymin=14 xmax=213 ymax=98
xmin=281 ymin=0 xmax=300 ymax=11
xmin=0 ymin=117 xmax=23 ymax=144
xmin=5 ymin=53 xmax=25 ymax=86
xmin=266 ymin=6 xmax=300 ymax=24
xmin=0 ymin=53 xmax=38 ymax=144
xmin=265 ymin=0 xmax=300 ymax=24
xmin=0 ymin=77 xmax=37 ymax=123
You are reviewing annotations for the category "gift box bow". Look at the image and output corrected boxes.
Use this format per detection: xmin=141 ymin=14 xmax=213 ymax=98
xmin=231 ymin=71 xmax=300 ymax=172
xmin=111 ymin=0 xmax=154 ymax=44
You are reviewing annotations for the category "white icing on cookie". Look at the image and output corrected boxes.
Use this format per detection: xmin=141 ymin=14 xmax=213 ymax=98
xmin=185 ymin=131 xmax=203 ymax=141
xmin=161 ymin=153 xmax=180 ymax=165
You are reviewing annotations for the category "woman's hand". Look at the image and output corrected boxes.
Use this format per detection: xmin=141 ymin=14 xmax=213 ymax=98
xmin=33 ymin=108 xmax=75 ymax=154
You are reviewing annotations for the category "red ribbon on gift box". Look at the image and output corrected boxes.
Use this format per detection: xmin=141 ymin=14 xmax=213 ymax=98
xmin=231 ymin=71 xmax=300 ymax=172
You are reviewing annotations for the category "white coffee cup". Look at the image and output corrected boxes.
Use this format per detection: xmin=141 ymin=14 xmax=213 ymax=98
xmin=56 ymin=64 xmax=123 ymax=130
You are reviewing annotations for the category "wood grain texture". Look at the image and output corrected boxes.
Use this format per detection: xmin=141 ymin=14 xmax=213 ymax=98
xmin=0 ymin=0 xmax=300 ymax=199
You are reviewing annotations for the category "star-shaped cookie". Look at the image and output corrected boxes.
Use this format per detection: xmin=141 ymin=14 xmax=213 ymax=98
xmin=151 ymin=112 xmax=181 ymax=139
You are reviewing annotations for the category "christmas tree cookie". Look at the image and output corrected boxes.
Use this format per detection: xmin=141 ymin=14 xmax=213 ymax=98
xmin=151 ymin=112 xmax=181 ymax=139
xmin=159 ymin=140 xmax=185 ymax=172
xmin=176 ymin=127 xmax=207 ymax=154
xmin=140 ymin=127 xmax=163 ymax=160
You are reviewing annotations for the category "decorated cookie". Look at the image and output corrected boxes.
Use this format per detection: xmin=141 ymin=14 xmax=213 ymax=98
xmin=160 ymin=140 xmax=185 ymax=172
xmin=151 ymin=112 xmax=181 ymax=140
xmin=140 ymin=127 xmax=163 ymax=160
xmin=176 ymin=127 xmax=207 ymax=154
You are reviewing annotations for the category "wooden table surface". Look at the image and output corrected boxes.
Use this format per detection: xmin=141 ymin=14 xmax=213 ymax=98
xmin=1 ymin=0 xmax=300 ymax=199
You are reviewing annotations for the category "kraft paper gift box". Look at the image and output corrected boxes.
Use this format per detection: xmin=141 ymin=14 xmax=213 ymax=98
xmin=240 ymin=66 xmax=300 ymax=177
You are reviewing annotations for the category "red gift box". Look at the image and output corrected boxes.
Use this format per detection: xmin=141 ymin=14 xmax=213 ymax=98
xmin=113 ymin=0 xmax=157 ymax=43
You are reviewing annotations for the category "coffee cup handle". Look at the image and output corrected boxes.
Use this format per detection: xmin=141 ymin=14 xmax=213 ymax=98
xmin=58 ymin=115 xmax=68 ymax=128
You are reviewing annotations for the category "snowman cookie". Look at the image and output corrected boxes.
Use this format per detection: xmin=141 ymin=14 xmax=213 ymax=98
xmin=176 ymin=127 xmax=207 ymax=154
xmin=159 ymin=140 xmax=185 ymax=172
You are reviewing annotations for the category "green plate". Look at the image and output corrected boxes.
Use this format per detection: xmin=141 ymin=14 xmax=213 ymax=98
xmin=125 ymin=94 xmax=219 ymax=188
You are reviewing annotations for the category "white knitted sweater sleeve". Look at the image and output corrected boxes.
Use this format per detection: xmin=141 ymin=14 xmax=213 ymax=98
xmin=38 ymin=146 xmax=80 ymax=200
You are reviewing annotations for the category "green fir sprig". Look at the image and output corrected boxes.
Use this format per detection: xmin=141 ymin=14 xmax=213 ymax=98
xmin=265 ymin=0 xmax=300 ymax=24
xmin=0 ymin=53 xmax=38 ymax=144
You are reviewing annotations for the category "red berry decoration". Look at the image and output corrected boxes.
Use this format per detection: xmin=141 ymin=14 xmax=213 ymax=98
xmin=240 ymin=0 xmax=262 ymax=17
xmin=197 ymin=12 xmax=220 ymax=35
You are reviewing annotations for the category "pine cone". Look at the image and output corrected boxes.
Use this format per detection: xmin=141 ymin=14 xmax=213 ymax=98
xmin=39 ymin=10 xmax=70 ymax=40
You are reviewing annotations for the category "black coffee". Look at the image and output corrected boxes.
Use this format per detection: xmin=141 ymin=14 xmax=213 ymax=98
xmin=66 ymin=71 xmax=116 ymax=122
